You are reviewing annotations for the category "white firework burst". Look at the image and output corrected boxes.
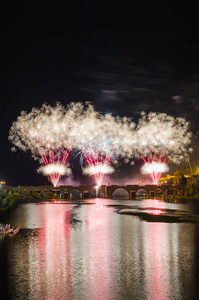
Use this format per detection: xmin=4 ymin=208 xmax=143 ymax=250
xmin=38 ymin=164 xmax=71 ymax=176
xmin=141 ymin=162 xmax=169 ymax=175
xmin=83 ymin=163 xmax=114 ymax=176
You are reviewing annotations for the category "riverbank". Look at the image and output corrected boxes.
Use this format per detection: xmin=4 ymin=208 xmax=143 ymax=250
xmin=0 ymin=198 xmax=16 ymax=216
xmin=2 ymin=195 xmax=199 ymax=217
xmin=176 ymin=194 xmax=199 ymax=200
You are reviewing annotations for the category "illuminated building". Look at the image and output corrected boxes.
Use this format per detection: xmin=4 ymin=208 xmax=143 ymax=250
xmin=159 ymin=174 xmax=191 ymax=185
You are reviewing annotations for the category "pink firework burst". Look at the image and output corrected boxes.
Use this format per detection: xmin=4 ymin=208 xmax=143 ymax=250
xmin=35 ymin=139 xmax=71 ymax=187
xmin=9 ymin=102 xmax=83 ymax=187
xmin=82 ymin=147 xmax=114 ymax=186
xmin=135 ymin=112 xmax=192 ymax=185
xmin=141 ymin=151 xmax=168 ymax=185
xmin=75 ymin=104 xmax=135 ymax=186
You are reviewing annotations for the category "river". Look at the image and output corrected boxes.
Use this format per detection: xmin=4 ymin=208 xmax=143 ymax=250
xmin=0 ymin=198 xmax=199 ymax=300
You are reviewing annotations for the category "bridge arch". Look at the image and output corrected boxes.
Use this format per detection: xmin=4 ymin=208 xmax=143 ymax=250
xmin=136 ymin=188 xmax=148 ymax=198
xmin=130 ymin=190 xmax=137 ymax=198
xmin=63 ymin=188 xmax=69 ymax=199
xmin=167 ymin=187 xmax=179 ymax=196
xmin=50 ymin=189 xmax=62 ymax=196
xmin=89 ymin=188 xmax=105 ymax=198
xmin=112 ymin=188 xmax=129 ymax=199
xmin=98 ymin=188 xmax=105 ymax=198
xmin=69 ymin=189 xmax=81 ymax=199
xmin=149 ymin=188 xmax=164 ymax=198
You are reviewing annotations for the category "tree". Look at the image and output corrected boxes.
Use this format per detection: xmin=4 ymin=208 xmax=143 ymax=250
xmin=183 ymin=166 xmax=199 ymax=176
xmin=28 ymin=190 xmax=43 ymax=200
xmin=48 ymin=192 xmax=59 ymax=199
xmin=10 ymin=189 xmax=22 ymax=195
xmin=173 ymin=170 xmax=187 ymax=185
xmin=185 ymin=176 xmax=199 ymax=196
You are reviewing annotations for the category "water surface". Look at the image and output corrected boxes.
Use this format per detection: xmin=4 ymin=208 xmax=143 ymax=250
xmin=0 ymin=198 xmax=199 ymax=299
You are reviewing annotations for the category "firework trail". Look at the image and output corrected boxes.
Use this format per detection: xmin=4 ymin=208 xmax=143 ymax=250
xmin=140 ymin=153 xmax=169 ymax=185
xmin=8 ymin=102 xmax=83 ymax=187
xmin=75 ymin=104 xmax=135 ymax=186
xmin=135 ymin=112 xmax=192 ymax=185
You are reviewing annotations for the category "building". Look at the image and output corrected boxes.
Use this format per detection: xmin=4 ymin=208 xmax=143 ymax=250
xmin=159 ymin=174 xmax=191 ymax=185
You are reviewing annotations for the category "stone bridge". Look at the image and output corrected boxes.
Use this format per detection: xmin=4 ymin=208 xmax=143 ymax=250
xmin=5 ymin=184 xmax=184 ymax=199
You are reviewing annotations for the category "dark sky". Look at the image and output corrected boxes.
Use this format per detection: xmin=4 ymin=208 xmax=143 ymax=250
xmin=1 ymin=2 xmax=199 ymax=186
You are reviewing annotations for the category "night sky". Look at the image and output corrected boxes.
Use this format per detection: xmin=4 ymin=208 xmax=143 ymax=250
xmin=1 ymin=2 xmax=199 ymax=186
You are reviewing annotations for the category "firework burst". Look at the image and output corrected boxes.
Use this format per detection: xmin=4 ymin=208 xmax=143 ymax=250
xmin=83 ymin=163 xmax=114 ymax=186
xmin=75 ymin=104 xmax=135 ymax=186
xmin=8 ymin=102 xmax=83 ymax=186
xmin=140 ymin=158 xmax=169 ymax=185
xmin=37 ymin=164 xmax=71 ymax=187
xmin=135 ymin=112 xmax=192 ymax=184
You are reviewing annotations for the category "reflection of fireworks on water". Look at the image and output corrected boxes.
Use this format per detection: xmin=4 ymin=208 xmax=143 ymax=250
xmin=135 ymin=112 xmax=192 ymax=184
xmin=75 ymin=104 xmax=135 ymax=186
xmin=9 ymin=102 xmax=83 ymax=187
xmin=83 ymin=163 xmax=114 ymax=186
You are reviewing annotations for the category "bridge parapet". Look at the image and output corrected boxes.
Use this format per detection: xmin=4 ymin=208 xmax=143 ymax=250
xmin=4 ymin=184 xmax=181 ymax=199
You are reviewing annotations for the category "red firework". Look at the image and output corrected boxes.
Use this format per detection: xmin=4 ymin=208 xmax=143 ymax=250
xmin=35 ymin=139 xmax=71 ymax=187
xmin=82 ymin=147 xmax=114 ymax=186
xmin=141 ymin=150 xmax=168 ymax=185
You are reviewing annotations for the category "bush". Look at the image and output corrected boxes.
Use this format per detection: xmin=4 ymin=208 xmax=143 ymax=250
xmin=0 ymin=190 xmax=7 ymax=201
xmin=10 ymin=189 xmax=22 ymax=195
xmin=7 ymin=193 xmax=24 ymax=201
xmin=28 ymin=190 xmax=43 ymax=200
xmin=2 ymin=198 xmax=8 ymax=206
xmin=48 ymin=192 xmax=59 ymax=199
xmin=6 ymin=198 xmax=16 ymax=213
xmin=0 ymin=198 xmax=16 ymax=215
xmin=173 ymin=170 xmax=187 ymax=185
xmin=184 ymin=177 xmax=199 ymax=197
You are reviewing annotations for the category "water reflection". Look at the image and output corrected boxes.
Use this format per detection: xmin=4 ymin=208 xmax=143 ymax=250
xmin=143 ymin=222 xmax=171 ymax=299
xmin=1 ymin=199 xmax=198 ymax=299
xmin=28 ymin=205 xmax=73 ymax=299
xmin=85 ymin=199 xmax=115 ymax=300
xmin=69 ymin=198 xmax=116 ymax=300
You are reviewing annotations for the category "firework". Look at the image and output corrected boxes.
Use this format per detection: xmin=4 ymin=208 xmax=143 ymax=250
xmin=135 ymin=112 xmax=192 ymax=184
xmin=38 ymin=164 xmax=71 ymax=187
xmin=75 ymin=104 xmax=135 ymax=186
xmin=83 ymin=163 xmax=114 ymax=186
xmin=141 ymin=161 xmax=169 ymax=185
xmin=8 ymin=102 xmax=83 ymax=186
